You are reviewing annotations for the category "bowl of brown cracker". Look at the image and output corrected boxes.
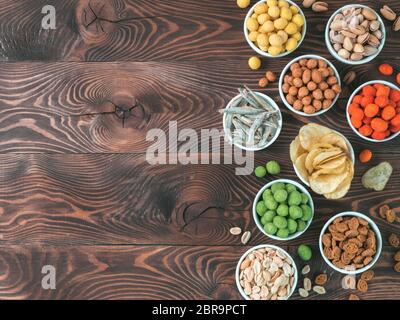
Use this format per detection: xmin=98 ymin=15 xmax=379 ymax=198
xmin=319 ymin=212 xmax=382 ymax=275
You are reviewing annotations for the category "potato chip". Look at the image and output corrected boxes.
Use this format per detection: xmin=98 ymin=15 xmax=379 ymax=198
xmin=305 ymin=148 xmax=324 ymax=174
xmin=291 ymin=123 xmax=354 ymax=199
xmin=290 ymin=136 xmax=306 ymax=163
xmin=324 ymin=160 xmax=354 ymax=200
xmin=316 ymin=155 xmax=347 ymax=170
xmin=312 ymin=148 xmax=343 ymax=169
xmin=320 ymin=132 xmax=349 ymax=153
xmin=309 ymin=161 xmax=350 ymax=194
xmin=299 ymin=124 xmax=332 ymax=151
xmin=312 ymin=161 xmax=347 ymax=178
xmin=295 ymin=153 xmax=309 ymax=183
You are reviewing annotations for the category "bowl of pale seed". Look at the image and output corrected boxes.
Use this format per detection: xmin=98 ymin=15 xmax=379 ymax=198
xmin=221 ymin=87 xmax=282 ymax=151
xmin=325 ymin=5 xmax=386 ymax=65
xmin=236 ymin=244 xmax=298 ymax=300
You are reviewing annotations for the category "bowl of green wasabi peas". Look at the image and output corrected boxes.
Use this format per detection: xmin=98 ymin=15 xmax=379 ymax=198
xmin=253 ymin=179 xmax=314 ymax=241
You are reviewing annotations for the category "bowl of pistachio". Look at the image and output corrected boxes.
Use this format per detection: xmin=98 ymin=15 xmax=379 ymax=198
xmin=325 ymin=4 xmax=386 ymax=65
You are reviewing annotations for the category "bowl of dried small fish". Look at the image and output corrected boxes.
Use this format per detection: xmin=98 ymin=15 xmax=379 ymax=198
xmin=325 ymin=5 xmax=386 ymax=65
xmin=221 ymin=86 xmax=282 ymax=151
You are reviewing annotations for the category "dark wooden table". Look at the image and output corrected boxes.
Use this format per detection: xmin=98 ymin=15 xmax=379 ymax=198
xmin=0 ymin=0 xmax=399 ymax=300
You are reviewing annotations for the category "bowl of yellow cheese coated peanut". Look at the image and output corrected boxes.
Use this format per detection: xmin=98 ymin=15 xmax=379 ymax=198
xmin=244 ymin=0 xmax=307 ymax=58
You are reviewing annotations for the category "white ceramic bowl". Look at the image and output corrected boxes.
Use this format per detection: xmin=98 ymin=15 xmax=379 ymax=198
xmin=244 ymin=0 xmax=307 ymax=58
xmin=223 ymin=92 xmax=283 ymax=151
xmin=293 ymin=130 xmax=355 ymax=186
xmin=347 ymin=80 xmax=400 ymax=143
xmin=279 ymin=54 xmax=342 ymax=117
xmin=236 ymin=244 xmax=298 ymax=300
xmin=325 ymin=4 xmax=386 ymax=65
xmin=253 ymin=179 xmax=314 ymax=241
xmin=319 ymin=211 xmax=382 ymax=275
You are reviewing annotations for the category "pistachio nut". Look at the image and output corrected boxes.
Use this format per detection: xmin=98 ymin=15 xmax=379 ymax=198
xmin=331 ymin=20 xmax=347 ymax=31
xmin=353 ymin=43 xmax=365 ymax=53
xmin=380 ymin=5 xmax=397 ymax=21
xmin=364 ymin=46 xmax=378 ymax=56
xmin=350 ymin=25 xmax=366 ymax=35
xmin=312 ymin=1 xmax=328 ymax=13
xmin=333 ymin=43 xmax=342 ymax=51
xmin=368 ymin=34 xmax=380 ymax=47
xmin=373 ymin=30 xmax=383 ymax=40
xmin=338 ymin=48 xmax=350 ymax=59
xmin=343 ymin=37 xmax=354 ymax=51
xmin=302 ymin=0 xmax=316 ymax=9
xmin=341 ymin=30 xmax=357 ymax=38
xmin=369 ymin=20 xmax=380 ymax=32
xmin=350 ymin=53 xmax=363 ymax=61
xmin=362 ymin=8 xmax=377 ymax=21
xmin=357 ymin=33 xmax=370 ymax=44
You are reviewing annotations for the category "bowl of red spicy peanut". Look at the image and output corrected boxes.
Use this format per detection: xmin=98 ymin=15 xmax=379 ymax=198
xmin=347 ymin=80 xmax=400 ymax=142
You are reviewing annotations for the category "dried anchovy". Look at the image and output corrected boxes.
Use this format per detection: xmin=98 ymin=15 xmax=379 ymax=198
xmin=223 ymin=86 xmax=281 ymax=148
xmin=219 ymin=107 xmax=265 ymax=115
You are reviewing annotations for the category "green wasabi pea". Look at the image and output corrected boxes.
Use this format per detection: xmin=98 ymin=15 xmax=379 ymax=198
xmin=277 ymin=204 xmax=289 ymax=217
xmin=277 ymin=228 xmax=290 ymax=238
xmin=297 ymin=220 xmax=307 ymax=232
xmin=288 ymin=190 xmax=302 ymax=206
xmin=255 ymin=166 xmax=267 ymax=178
xmin=297 ymin=244 xmax=312 ymax=261
xmin=287 ymin=218 xmax=298 ymax=234
xmin=271 ymin=182 xmax=285 ymax=193
xmin=286 ymin=183 xmax=297 ymax=193
xmin=273 ymin=189 xmax=288 ymax=203
xmin=264 ymin=222 xmax=278 ymax=235
xmin=262 ymin=189 xmax=273 ymax=201
xmin=256 ymin=201 xmax=267 ymax=216
xmin=289 ymin=205 xmax=303 ymax=220
xmin=266 ymin=161 xmax=281 ymax=175
xmin=301 ymin=204 xmax=313 ymax=221
xmin=273 ymin=216 xmax=288 ymax=229
xmin=301 ymin=193 xmax=309 ymax=204
xmin=262 ymin=210 xmax=276 ymax=224
xmin=264 ymin=196 xmax=278 ymax=210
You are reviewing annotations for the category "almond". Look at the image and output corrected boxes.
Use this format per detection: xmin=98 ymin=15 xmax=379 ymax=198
xmin=380 ymin=5 xmax=397 ymax=21
xmin=343 ymin=71 xmax=356 ymax=85
xmin=312 ymin=2 xmax=328 ymax=13
xmin=394 ymin=17 xmax=400 ymax=32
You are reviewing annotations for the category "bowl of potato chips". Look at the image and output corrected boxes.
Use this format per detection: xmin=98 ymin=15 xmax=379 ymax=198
xmin=290 ymin=123 xmax=355 ymax=200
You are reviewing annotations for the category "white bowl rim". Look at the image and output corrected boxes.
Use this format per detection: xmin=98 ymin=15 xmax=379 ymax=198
xmin=346 ymin=80 xmax=400 ymax=143
xmin=235 ymin=244 xmax=298 ymax=300
xmin=252 ymin=178 xmax=314 ymax=241
xmin=319 ymin=211 xmax=382 ymax=275
xmin=223 ymin=92 xmax=283 ymax=151
xmin=278 ymin=54 xmax=342 ymax=117
xmin=325 ymin=4 xmax=386 ymax=65
xmin=243 ymin=0 xmax=307 ymax=58
xmin=292 ymin=129 xmax=356 ymax=186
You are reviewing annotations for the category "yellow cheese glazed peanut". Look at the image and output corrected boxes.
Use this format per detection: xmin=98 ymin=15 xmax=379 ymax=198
xmin=246 ymin=1 xmax=305 ymax=56
xmin=237 ymin=0 xmax=251 ymax=9
xmin=247 ymin=18 xmax=259 ymax=31
xmin=248 ymin=56 xmax=262 ymax=70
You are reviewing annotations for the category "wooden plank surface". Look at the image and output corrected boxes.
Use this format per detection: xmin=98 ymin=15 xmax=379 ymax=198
xmin=0 ymin=0 xmax=399 ymax=300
